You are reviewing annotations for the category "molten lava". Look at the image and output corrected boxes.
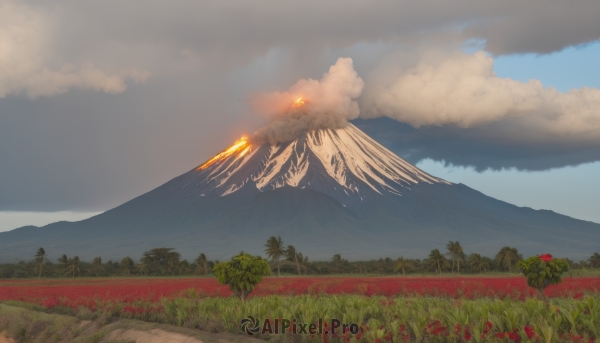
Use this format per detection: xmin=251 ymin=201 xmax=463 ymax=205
xmin=197 ymin=136 xmax=251 ymax=170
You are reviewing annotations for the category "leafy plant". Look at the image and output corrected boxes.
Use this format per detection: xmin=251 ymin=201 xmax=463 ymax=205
xmin=518 ymin=254 xmax=569 ymax=295
xmin=213 ymin=252 xmax=271 ymax=301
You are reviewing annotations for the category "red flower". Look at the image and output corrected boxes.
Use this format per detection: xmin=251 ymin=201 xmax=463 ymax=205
xmin=539 ymin=254 xmax=553 ymax=263
xmin=524 ymin=326 xmax=536 ymax=339
xmin=483 ymin=321 xmax=493 ymax=335
xmin=463 ymin=327 xmax=472 ymax=341
xmin=508 ymin=330 xmax=522 ymax=343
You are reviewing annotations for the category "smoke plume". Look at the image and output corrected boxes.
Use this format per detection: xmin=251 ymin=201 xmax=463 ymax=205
xmin=251 ymin=58 xmax=364 ymax=145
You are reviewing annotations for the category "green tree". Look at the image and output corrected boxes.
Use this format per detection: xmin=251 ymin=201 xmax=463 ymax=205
xmin=213 ymin=253 xmax=271 ymax=301
xmin=495 ymin=246 xmax=523 ymax=273
xmin=427 ymin=249 xmax=449 ymax=275
xmin=589 ymin=252 xmax=600 ymax=268
xmin=119 ymin=257 xmax=135 ymax=276
xmin=178 ymin=260 xmax=192 ymax=275
xmin=446 ymin=241 xmax=465 ymax=274
xmin=139 ymin=248 xmax=181 ymax=275
xmin=34 ymin=247 xmax=48 ymax=279
xmin=467 ymin=253 xmax=490 ymax=273
xmin=518 ymin=254 xmax=568 ymax=301
xmin=264 ymin=236 xmax=285 ymax=276
xmin=91 ymin=257 xmax=105 ymax=277
xmin=65 ymin=256 xmax=80 ymax=278
xmin=331 ymin=254 xmax=349 ymax=274
xmin=393 ymin=256 xmax=413 ymax=276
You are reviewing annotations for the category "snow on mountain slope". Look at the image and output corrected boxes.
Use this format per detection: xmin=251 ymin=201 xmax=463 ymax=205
xmin=191 ymin=124 xmax=449 ymax=205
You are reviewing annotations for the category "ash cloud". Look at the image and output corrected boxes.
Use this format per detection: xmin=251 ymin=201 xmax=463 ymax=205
xmin=251 ymin=58 xmax=364 ymax=145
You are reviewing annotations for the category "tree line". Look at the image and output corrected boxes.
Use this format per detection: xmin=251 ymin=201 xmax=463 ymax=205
xmin=1 ymin=240 xmax=599 ymax=278
xmin=0 ymin=247 xmax=214 ymax=278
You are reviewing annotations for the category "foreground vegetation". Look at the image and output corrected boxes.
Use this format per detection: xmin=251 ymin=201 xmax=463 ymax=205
xmin=3 ymin=293 xmax=600 ymax=342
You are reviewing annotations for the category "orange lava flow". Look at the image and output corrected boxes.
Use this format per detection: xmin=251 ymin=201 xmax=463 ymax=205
xmin=197 ymin=136 xmax=251 ymax=170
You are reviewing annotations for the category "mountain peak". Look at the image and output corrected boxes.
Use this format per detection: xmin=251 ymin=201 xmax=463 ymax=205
xmin=192 ymin=124 xmax=449 ymax=206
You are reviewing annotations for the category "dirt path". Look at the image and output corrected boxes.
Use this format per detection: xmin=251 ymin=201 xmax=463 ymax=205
xmin=104 ymin=328 xmax=204 ymax=343
xmin=0 ymin=332 xmax=15 ymax=343
xmin=0 ymin=303 xmax=259 ymax=343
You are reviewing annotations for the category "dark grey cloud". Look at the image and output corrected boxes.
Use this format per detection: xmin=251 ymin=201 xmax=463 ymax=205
xmin=3 ymin=0 xmax=600 ymax=212
xmin=0 ymin=71 xmax=261 ymax=211
xmin=10 ymin=0 xmax=600 ymax=86
xmin=354 ymin=118 xmax=600 ymax=172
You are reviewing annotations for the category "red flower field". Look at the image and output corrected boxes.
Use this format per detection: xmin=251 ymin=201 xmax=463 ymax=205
xmin=1 ymin=276 xmax=599 ymax=310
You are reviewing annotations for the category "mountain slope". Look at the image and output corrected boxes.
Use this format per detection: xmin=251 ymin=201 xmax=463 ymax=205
xmin=1 ymin=125 xmax=599 ymax=262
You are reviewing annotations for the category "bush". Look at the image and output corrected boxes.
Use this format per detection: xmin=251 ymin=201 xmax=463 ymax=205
xmin=518 ymin=254 xmax=569 ymax=294
xmin=213 ymin=253 xmax=271 ymax=301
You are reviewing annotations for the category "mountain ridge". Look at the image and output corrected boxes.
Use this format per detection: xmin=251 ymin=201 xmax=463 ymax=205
xmin=1 ymin=125 xmax=599 ymax=262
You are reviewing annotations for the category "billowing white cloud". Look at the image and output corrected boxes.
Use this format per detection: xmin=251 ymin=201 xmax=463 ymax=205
xmin=251 ymin=57 xmax=364 ymax=144
xmin=364 ymin=51 xmax=600 ymax=144
xmin=0 ymin=1 xmax=149 ymax=99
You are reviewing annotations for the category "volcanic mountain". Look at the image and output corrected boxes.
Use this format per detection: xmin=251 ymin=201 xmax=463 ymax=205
xmin=1 ymin=124 xmax=599 ymax=262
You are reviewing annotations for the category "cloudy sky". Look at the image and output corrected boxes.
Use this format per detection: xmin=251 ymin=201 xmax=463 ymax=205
xmin=2 ymin=0 xmax=600 ymax=231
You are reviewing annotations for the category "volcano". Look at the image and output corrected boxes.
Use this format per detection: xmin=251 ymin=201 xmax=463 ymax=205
xmin=1 ymin=124 xmax=599 ymax=262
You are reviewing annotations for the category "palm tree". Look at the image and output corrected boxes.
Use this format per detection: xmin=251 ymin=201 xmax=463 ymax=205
xmin=65 ymin=256 xmax=80 ymax=278
xmin=297 ymin=252 xmax=309 ymax=274
xmin=446 ymin=241 xmax=457 ymax=272
xmin=34 ymin=247 xmax=48 ymax=279
xmin=194 ymin=253 xmax=210 ymax=275
xmin=589 ymin=252 xmax=600 ymax=268
xmin=427 ymin=249 xmax=449 ymax=275
xmin=446 ymin=241 xmax=465 ymax=274
xmin=58 ymin=254 xmax=69 ymax=274
xmin=495 ymin=246 xmax=523 ymax=273
xmin=264 ymin=236 xmax=285 ymax=276
xmin=468 ymin=253 xmax=490 ymax=273
xmin=286 ymin=245 xmax=302 ymax=275
xmin=393 ymin=256 xmax=413 ymax=276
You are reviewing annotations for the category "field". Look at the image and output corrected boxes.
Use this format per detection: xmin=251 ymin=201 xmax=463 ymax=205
xmin=2 ymin=276 xmax=600 ymax=342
